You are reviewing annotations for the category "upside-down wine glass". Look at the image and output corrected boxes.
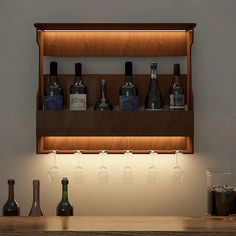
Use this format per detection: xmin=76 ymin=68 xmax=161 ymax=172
xmin=73 ymin=150 xmax=85 ymax=184
xmin=171 ymin=150 xmax=185 ymax=184
xmin=122 ymin=150 xmax=134 ymax=184
xmin=97 ymin=150 xmax=109 ymax=184
xmin=47 ymin=150 xmax=61 ymax=184
xmin=146 ymin=150 xmax=160 ymax=184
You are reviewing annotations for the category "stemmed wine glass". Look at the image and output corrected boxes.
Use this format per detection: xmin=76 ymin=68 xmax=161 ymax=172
xmin=97 ymin=150 xmax=109 ymax=184
xmin=122 ymin=150 xmax=134 ymax=184
xmin=47 ymin=150 xmax=61 ymax=184
xmin=73 ymin=150 xmax=85 ymax=184
xmin=171 ymin=150 xmax=185 ymax=184
xmin=146 ymin=150 xmax=160 ymax=184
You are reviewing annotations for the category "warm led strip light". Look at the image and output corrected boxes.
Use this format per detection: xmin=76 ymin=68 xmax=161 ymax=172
xmin=41 ymin=30 xmax=186 ymax=32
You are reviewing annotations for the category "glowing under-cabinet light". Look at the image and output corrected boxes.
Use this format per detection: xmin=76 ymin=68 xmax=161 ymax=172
xmin=41 ymin=29 xmax=186 ymax=32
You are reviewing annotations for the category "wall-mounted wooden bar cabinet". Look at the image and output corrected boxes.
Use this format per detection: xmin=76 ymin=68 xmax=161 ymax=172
xmin=34 ymin=23 xmax=196 ymax=154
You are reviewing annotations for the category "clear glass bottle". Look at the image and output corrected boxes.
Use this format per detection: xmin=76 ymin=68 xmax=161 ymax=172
xmin=94 ymin=80 xmax=113 ymax=111
xmin=2 ymin=179 xmax=20 ymax=216
xmin=56 ymin=178 xmax=73 ymax=216
xmin=119 ymin=61 xmax=139 ymax=111
xmin=207 ymin=169 xmax=236 ymax=216
xmin=29 ymin=180 xmax=43 ymax=216
xmin=145 ymin=63 xmax=163 ymax=110
xmin=169 ymin=63 xmax=185 ymax=110
xmin=69 ymin=63 xmax=87 ymax=111
xmin=44 ymin=61 xmax=63 ymax=110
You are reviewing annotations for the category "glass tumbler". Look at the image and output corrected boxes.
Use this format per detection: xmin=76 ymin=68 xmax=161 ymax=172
xmin=207 ymin=169 xmax=236 ymax=216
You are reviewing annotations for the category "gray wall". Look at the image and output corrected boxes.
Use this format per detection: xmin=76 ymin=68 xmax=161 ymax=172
xmin=0 ymin=0 xmax=235 ymax=216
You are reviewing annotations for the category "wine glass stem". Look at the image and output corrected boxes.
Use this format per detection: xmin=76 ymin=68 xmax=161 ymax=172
xmin=53 ymin=153 xmax=57 ymax=168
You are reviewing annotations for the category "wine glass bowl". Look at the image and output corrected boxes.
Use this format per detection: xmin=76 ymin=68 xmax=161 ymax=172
xmin=146 ymin=150 xmax=160 ymax=184
xmin=171 ymin=166 xmax=185 ymax=184
xmin=122 ymin=150 xmax=134 ymax=184
xmin=47 ymin=150 xmax=61 ymax=184
xmin=97 ymin=150 xmax=109 ymax=184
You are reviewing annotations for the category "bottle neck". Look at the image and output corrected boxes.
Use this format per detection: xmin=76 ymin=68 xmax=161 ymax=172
xmin=174 ymin=75 xmax=180 ymax=85
xmin=100 ymin=82 xmax=107 ymax=101
xmin=125 ymin=75 xmax=133 ymax=83
xmin=150 ymin=69 xmax=157 ymax=80
xmin=33 ymin=182 xmax=40 ymax=204
xmin=75 ymin=75 xmax=82 ymax=83
xmin=50 ymin=75 xmax=57 ymax=84
xmin=8 ymin=184 xmax=14 ymax=200
xmin=62 ymin=184 xmax=68 ymax=201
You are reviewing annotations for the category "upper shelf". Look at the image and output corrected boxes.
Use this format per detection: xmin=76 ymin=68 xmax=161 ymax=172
xmin=35 ymin=23 xmax=196 ymax=57
xmin=34 ymin=23 xmax=196 ymax=31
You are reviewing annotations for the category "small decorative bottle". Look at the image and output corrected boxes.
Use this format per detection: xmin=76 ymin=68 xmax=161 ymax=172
xmin=94 ymin=80 xmax=113 ymax=111
xmin=56 ymin=178 xmax=73 ymax=216
xmin=29 ymin=180 xmax=43 ymax=216
xmin=2 ymin=178 xmax=20 ymax=216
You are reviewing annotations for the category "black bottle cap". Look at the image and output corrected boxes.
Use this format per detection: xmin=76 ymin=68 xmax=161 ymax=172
xmin=174 ymin=64 xmax=180 ymax=76
xmin=8 ymin=178 xmax=15 ymax=185
xmin=151 ymin=62 xmax=157 ymax=70
xmin=62 ymin=177 xmax=69 ymax=184
xmin=75 ymin=63 xmax=82 ymax=76
xmin=50 ymin=61 xmax=58 ymax=76
xmin=125 ymin=61 xmax=133 ymax=76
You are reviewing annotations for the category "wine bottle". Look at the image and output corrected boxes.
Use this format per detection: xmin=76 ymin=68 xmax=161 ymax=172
xmin=119 ymin=61 xmax=139 ymax=110
xmin=145 ymin=63 xmax=163 ymax=110
xmin=56 ymin=178 xmax=73 ymax=216
xmin=94 ymin=80 xmax=113 ymax=111
xmin=29 ymin=180 xmax=43 ymax=216
xmin=44 ymin=61 xmax=63 ymax=110
xmin=169 ymin=64 xmax=185 ymax=110
xmin=69 ymin=63 xmax=87 ymax=111
xmin=2 ymin=179 xmax=20 ymax=216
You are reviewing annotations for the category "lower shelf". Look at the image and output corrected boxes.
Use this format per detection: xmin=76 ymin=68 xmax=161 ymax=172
xmin=36 ymin=110 xmax=193 ymax=154
xmin=37 ymin=136 xmax=193 ymax=154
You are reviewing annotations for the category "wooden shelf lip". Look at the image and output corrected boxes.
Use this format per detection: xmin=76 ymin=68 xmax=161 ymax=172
xmin=34 ymin=23 xmax=196 ymax=31
xmin=36 ymin=110 xmax=193 ymax=137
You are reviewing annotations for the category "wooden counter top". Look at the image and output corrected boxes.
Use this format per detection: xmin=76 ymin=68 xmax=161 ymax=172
xmin=0 ymin=216 xmax=236 ymax=235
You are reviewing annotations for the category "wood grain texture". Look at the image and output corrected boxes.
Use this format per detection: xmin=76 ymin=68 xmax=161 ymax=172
xmin=36 ymin=110 xmax=193 ymax=136
xmin=38 ymin=136 xmax=191 ymax=154
xmin=0 ymin=216 xmax=236 ymax=236
xmin=43 ymin=31 xmax=187 ymax=56
xmin=36 ymin=30 xmax=44 ymax=110
xmin=34 ymin=23 xmax=196 ymax=31
xmin=43 ymin=74 xmax=188 ymax=107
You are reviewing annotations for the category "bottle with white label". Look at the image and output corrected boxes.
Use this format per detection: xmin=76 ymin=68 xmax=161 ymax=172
xmin=169 ymin=64 xmax=185 ymax=110
xmin=69 ymin=63 xmax=87 ymax=111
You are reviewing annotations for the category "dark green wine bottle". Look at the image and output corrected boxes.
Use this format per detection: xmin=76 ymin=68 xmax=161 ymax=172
xmin=56 ymin=178 xmax=73 ymax=216
xmin=2 ymin=179 xmax=20 ymax=216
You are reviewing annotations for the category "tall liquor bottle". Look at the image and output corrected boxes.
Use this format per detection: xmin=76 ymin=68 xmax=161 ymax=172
xmin=119 ymin=61 xmax=139 ymax=110
xmin=94 ymin=80 xmax=113 ymax=111
xmin=56 ymin=178 xmax=73 ymax=216
xmin=29 ymin=180 xmax=43 ymax=216
xmin=169 ymin=64 xmax=185 ymax=109
xmin=2 ymin=179 xmax=20 ymax=216
xmin=145 ymin=63 xmax=163 ymax=110
xmin=44 ymin=61 xmax=63 ymax=110
xmin=69 ymin=63 xmax=87 ymax=111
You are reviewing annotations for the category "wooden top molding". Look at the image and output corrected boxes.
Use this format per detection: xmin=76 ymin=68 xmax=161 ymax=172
xmin=34 ymin=23 xmax=196 ymax=31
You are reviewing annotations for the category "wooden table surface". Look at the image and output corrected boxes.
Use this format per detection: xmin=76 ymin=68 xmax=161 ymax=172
xmin=0 ymin=216 xmax=236 ymax=236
